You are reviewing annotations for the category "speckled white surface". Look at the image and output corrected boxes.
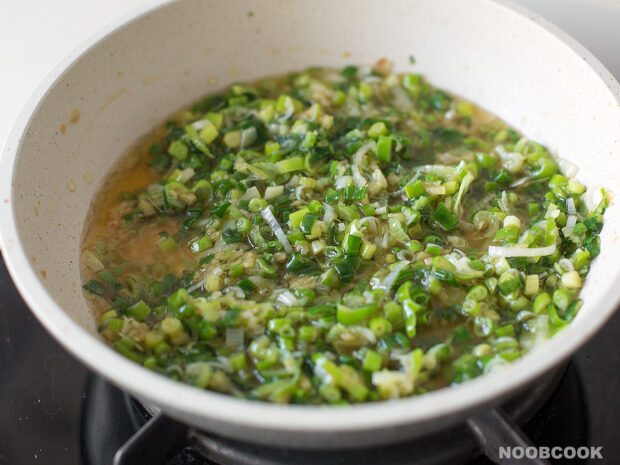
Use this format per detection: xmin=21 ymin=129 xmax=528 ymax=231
xmin=3 ymin=0 xmax=620 ymax=163
xmin=1 ymin=0 xmax=620 ymax=449
xmin=0 ymin=0 xmax=620 ymax=149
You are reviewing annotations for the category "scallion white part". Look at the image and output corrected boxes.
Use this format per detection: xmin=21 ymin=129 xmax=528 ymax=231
xmin=375 ymin=260 xmax=410 ymax=291
xmin=558 ymin=158 xmax=578 ymax=178
xmin=261 ymin=206 xmax=292 ymax=253
xmin=488 ymin=244 xmax=556 ymax=258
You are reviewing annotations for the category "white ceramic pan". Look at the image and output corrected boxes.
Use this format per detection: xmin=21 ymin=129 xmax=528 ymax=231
xmin=1 ymin=0 xmax=620 ymax=449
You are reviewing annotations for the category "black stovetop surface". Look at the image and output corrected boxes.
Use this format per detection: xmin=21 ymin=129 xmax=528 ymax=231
xmin=1 ymin=255 xmax=619 ymax=465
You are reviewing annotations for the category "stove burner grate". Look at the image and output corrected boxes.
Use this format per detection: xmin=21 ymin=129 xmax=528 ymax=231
xmin=81 ymin=363 xmax=587 ymax=465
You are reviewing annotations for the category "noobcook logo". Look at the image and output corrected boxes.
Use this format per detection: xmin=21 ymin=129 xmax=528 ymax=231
xmin=499 ymin=446 xmax=603 ymax=460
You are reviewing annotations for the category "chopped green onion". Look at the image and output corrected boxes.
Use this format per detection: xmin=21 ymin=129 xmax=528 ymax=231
xmin=337 ymin=303 xmax=378 ymax=325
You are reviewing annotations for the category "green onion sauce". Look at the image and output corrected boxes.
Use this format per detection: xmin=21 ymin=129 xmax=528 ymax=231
xmin=81 ymin=62 xmax=608 ymax=404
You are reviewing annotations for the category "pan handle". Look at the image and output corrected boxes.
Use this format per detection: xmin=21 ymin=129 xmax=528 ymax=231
xmin=467 ymin=408 xmax=549 ymax=465
xmin=113 ymin=411 xmax=188 ymax=465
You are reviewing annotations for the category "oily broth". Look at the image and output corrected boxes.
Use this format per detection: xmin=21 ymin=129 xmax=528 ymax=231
xmin=80 ymin=125 xmax=191 ymax=315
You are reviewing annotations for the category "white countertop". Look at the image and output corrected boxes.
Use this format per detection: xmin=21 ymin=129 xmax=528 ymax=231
xmin=2 ymin=0 xmax=620 ymax=149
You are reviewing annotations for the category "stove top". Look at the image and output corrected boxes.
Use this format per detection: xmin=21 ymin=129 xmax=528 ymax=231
xmin=1 ymin=255 xmax=619 ymax=465
xmin=81 ymin=363 xmax=582 ymax=465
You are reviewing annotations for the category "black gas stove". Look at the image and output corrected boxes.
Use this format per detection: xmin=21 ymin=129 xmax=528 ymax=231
xmin=1 ymin=254 xmax=619 ymax=465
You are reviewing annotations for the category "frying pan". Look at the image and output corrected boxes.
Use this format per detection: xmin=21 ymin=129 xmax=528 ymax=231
xmin=1 ymin=0 xmax=620 ymax=449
